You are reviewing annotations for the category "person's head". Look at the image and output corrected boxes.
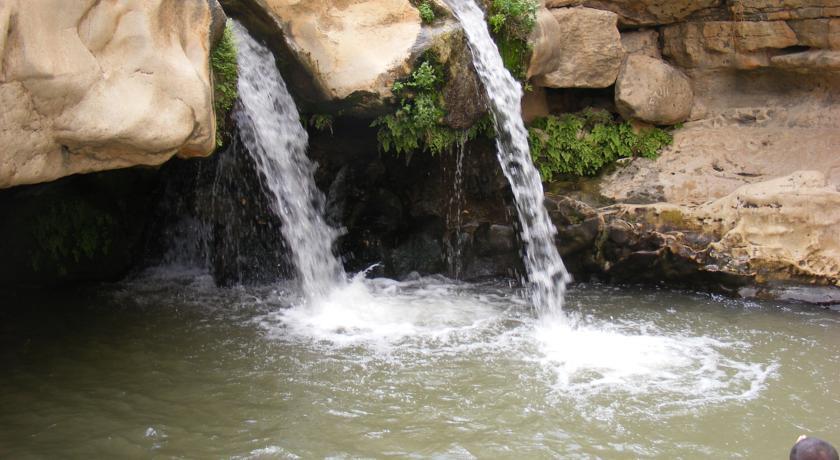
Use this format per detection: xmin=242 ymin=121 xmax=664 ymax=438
xmin=790 ymin=436 xmax=839 ymax=460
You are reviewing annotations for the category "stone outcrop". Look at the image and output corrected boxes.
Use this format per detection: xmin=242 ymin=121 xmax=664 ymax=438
xmin=528 ymin=6 xmax=625 ymax=88
xmin=621 ymin=29 xmax=662 ymax=58
xmin=615 ymin=55 xmax=694 ymax=125
xmin=598 ymin=172 xmax=840 ymax=288
xmin=221 ymin=0 xmax=424 ymax=112
xmin=544 ymin=0 xmax=720 ymax=26
xmin=0 ymin=0 xmax=220 ymax=189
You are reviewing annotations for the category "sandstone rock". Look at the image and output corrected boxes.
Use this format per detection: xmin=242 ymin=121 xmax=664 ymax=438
xmin=730 ymin=0 xmax=840 ymax=21
xmin=0 ymin=0 xmax=218 ymax=189
xmin=789 ymin=18 xmax=840 ymax=48
xmin=662 ymin=21 xmax=799 ymax=69
xmin=522 ymin=86 xmax=550 ymax=123
xmin=528 ymin=7 xmax=624 ymax=88
xmin=604 ymin=171 xmax=840 ymax=287
xmin=222 ymin=0 xmax=422 ymax=110
xmin=621 ymin=29 xmax=662 ymax=58
xmin=771 ymin=49 xmax=840 ymax=69
xmin=547 ymin=0 xmax=720 ymax=26
xmin=615 ymin=55 xmax=694 ymax=125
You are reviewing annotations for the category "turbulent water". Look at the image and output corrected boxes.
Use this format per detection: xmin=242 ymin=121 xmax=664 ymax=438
xmin=1 ymin=273 xmax=838 ymax=458
xmin=232 ymin=23 xmax=345 ymax=299
xmin=442 ymin=0 xmax=571 ymax=316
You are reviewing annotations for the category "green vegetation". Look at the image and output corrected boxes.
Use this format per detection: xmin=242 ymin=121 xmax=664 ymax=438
xmin=30 ymin=199 xmax=115 ymax=275
xmin=528 ymin=109 xmax=673 ymax=180
xmin=309 ymin=114 xmax=334 ymax=134
xmin=372 ymin=56 xmax=491 ymax=156
xmin=418 ymin=1 xmax=436 ymax=23
xmin=211 ymin=23 xmax=239 ymax=148
xmin=487 ymin=0 xmax=538 ymax=79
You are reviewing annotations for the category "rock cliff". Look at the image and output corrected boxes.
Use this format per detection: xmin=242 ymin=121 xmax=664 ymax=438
xmin=0 ymin=0 xmax=221 ymax=189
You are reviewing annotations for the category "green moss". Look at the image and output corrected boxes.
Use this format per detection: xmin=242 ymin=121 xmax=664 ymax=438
xmin=418 ymin=1 xmax=436 ymax=23
xmin=487 ymin=0 xmax=538 ymax=80
xmin=528 ymin=109 xmax=673 ymax=180
xmin=372 ymin=56 xmax=491 ymax=156
xmin=309 ymin=114 xmax=334 ymax=134
xmin=211 ymin=23 xmax=239 ymax=148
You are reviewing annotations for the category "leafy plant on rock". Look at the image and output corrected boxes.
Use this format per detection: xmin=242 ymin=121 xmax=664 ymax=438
xmin=211 ymin=22 xmax=239 ymax=148
xmin=372 ymin=56 xmax=490 ymax=156
xmin=487 ymin=0 xmax=538 ymax=80
xmin=418 ymin=1 xmax=436 ymax=23
xmin=528 ymin=109 xmax=673 ymax=180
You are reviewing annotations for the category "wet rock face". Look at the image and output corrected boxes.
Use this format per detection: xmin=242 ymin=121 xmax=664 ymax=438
xmin=0 ymin=0 xmax=219 ymax=189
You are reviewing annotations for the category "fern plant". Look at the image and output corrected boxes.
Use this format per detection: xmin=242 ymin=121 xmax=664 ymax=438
xmin=528 ymin=109 xmax=673 ymax=180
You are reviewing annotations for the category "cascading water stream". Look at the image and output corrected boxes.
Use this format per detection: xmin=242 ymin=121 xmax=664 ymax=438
xmin=441 ymin=0 xmax=571 ymax=317
xmin=231 ymin=23 xmax=345 ymax=299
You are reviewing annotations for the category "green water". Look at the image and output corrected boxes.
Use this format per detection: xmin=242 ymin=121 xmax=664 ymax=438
xmin=1 ymin=272 xmax=838 ymax=458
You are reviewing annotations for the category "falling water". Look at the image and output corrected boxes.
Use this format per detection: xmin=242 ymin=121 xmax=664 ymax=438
xmin=232 ymin=23 xmax=345 ymax=299
xmin=442 ymin=0 xmax=571 ymax=316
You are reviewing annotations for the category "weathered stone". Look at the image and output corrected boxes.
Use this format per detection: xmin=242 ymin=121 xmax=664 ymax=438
xmin=221 ymin=0 xmax=422 ymax=109
xmin=621 ymin=29 xmax=662 ymax=58
xmin=662 ymin=21 xmax=799 ymax=68
xmin=0 ymin=0 xmax=217 ymax=189
xmin=549 ymin=0 xmax=721 ymax=26
xmin=771 ymin=49 xmax=840 ymax=69
xmin=522 ymin=85 xmax=550 ymax=123
xmin=528 ymin=7 xmax=624 ymax=88
xmin=788 ymin=18 xmax=840 ymax=48
xmin=730 ymin=0 xmax=840 ymax=21
xmin=610 ymin=172 xmax=840 ymax=286
xmin=615 ymin=55 xmax=694 ymax=125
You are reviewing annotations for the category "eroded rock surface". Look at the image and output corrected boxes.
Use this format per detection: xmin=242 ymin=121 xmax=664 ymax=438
xmin=0 ymin=0 xmax=219 ymax=189
xmin=528 ymin=6 xmax=625 ymax=88
xmin=615 ymin=55 xmax=694 ymax=125
xmin=221 ymin=0 xmax=423 ymax=111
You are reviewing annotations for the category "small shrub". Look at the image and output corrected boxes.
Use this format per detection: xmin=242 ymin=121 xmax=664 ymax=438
xmin=211 ymin=23 xmax=239 ymax=148
xmin=486 ymin=0 xmax=538 ymax=80
xmin=372 ymin=57 xmax=494 ymax=156
xmin=528 ymin=109 xmax=673 ymax=180
xmin=418 ymin=1 xmax=436 ymax=23
xmin=309 ymin=114 xmax=334 ymax=134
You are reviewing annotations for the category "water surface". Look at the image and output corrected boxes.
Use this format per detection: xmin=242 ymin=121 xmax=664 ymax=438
xmin=1 ymin=272 xmax=838 ymax=458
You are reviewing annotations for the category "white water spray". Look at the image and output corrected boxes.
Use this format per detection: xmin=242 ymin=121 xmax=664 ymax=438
xmin=441 ymin=0 xmax=571 ymax=316
xmin=232 ymin=23 xmax=345 ymax=299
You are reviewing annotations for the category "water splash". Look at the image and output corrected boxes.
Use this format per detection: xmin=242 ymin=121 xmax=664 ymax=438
xmin=442 ymin=0 xmax=571 ymax=317
xmin=232 ymin=23 xmax=345 ymax=299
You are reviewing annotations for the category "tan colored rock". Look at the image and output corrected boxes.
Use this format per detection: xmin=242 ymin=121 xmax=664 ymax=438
xmin=227 ymin=0 xmax=421 ymax=103
xmin=562 ymin=0 xmax=719 ymax=26
xmin=621 ymin=29 xmax=662 ymax=58
xmin=528 ymin=7 xmax=624 ymax=88
xmin=771 ymin=49 xmax=840 ymax=69
xmin=599 ymin=68 xmax=840 ymax=205
xmin=788 ymin=18 xmax=840 ymax=48
xmin=611 ymin=171 xmax=840 ymax=286
xmin=522 ymin=86 xmax=550 ymax=123
xmin=662 ymin=21 xmax=799 ymax=69
xmin=0 ymin=0 xmax=217 ymax=189
xmin=615 ymin=55 xmax=694 ymax=124
xmin=730 ymin=0 xmax=840 ymax=21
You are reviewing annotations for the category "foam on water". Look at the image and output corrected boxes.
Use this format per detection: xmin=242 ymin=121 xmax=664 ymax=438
xmin=253 ymin=275 xmax=776 ymax=416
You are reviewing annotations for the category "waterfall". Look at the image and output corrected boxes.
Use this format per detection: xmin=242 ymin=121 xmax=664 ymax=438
xmin=441 ymin=0 xmax=571 ymax=316
xmin=231 ymin=23 xmax=345 ymax=299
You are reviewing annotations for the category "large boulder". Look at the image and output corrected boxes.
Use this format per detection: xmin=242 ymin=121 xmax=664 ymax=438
xmin=615 ymin=55 xmax=694 ymax=125
xmin=528 ymin=7 xmax=625 ymax=88
xmin=0 ymin=0 xmax=219 ymax=189
xmin=221 ymin=0 xmax=424 ymax=113
xmin=731 ymin=0 xmax=840 ymax=21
